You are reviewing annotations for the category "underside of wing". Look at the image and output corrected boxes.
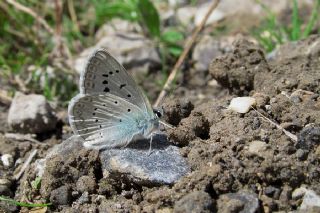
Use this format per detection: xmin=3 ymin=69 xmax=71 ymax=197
xmin=68 ymin=93 xmax=146 ymax=149
xmin=80 ymin=48 xmax=154 ymax=117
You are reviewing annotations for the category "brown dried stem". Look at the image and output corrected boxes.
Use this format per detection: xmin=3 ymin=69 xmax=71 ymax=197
xmin=154 ymin=0 xmax=220 ymax=107
xmin=5 ymin=0 xmax=54 ymax=35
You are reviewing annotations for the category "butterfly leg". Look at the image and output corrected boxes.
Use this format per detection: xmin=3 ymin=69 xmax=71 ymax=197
xmin=147 ymin=134 xmax=155 ymax=156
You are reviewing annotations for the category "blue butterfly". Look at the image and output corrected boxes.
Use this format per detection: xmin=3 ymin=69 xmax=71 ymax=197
xmin=68 ymin=48 xmax=164 ymax=151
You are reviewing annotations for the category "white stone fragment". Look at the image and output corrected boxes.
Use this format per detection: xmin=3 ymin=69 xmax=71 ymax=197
xmin=1 ymin=154 xmax=14 ymax=167
xmin=228 ymin=97 xmax=256 ymax=113
xmin=300 ymin=189 xmax=320 ymax=210
xmin=248 ymin=141 xmax=267 ymax=157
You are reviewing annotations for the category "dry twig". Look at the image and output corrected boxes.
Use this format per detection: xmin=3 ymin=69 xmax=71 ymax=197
xmin=5 ymin=133 xmax=42 ymax=144
xmin=154 ymin=0 xmax=220 ymax=107
xmin=67 ymin=0 xmax=79 ymax=31
xmin=252 ymin=107 xmax=298 ymax=142
xmin=14 ymin=149 xmax=38 ymax=180
xmin=5 ymin=0 xmax=54 ymax=34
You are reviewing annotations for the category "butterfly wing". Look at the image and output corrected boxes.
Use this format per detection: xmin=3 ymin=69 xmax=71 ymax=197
xmin=80 ymin=48 xmax=154 ymax=117
xmin=68 ymin=93 xmax=148 ymax=149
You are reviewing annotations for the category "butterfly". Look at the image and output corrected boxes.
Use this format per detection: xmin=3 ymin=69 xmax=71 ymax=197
xmin=68 ymin=48 xmax=164 ymax=151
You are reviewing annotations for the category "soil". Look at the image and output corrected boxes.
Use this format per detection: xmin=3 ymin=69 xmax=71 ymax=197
xmin=1 ymin=36 xmax=320 ymax=212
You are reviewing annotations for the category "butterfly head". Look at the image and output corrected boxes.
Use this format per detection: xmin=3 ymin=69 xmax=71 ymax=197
xmin=153 ymin=107 xmax=163 ymax=119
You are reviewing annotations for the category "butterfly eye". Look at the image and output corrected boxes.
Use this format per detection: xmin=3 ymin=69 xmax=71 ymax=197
xmin=153 ymin=109 xmax=163 ymax=118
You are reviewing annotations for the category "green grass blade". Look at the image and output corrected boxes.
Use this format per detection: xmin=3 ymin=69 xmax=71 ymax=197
xmin=302 ymin=0 xmax=320 ymax=38
xmin=291 ymin=0 xmax=301 ymax=40
xmin=137 ymin=0 xmax=161 ymax=38
xmin=0 ymin=196 xmax=51 ymax=207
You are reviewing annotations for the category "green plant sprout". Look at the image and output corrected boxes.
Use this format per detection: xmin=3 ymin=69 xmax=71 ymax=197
xmin=31 ymin=177 xmax=42 ymax=190
xmin=253 ymin=0 xmax=320 ymax=52
xmin=0 ymin=196 xmax=51 ymax=208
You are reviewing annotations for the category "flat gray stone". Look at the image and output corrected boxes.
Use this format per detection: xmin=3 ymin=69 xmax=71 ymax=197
xmin=7 ymin=93 xmax=57 ymax=134
xmin=100 ymin=134 xmax=189 ymax=186
xmin=73 ymin=32 xmax=160 ymax=75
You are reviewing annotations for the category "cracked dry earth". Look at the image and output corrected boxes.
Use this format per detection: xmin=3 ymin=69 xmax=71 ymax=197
xmin=1 ymin=36 xmax=320 ymax=212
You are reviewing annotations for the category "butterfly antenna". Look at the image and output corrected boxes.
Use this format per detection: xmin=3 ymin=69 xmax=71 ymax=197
xmin=159 ymin=120 xmax=174 ymax=129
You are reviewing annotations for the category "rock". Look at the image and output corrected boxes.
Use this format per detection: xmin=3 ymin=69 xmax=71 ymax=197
xmin=95 ymin=19 xmax=141 ymax=41
xmin=76 ymin=176 xmax=96 ymax=194
xmin=194 ymin=2 xmax=225 ymax=26
xmin=217 ymin=191 xmax=259 ymax=213
xmin=76 ymin=191 xmax=90 ymax=205
xmin=248 ymin=140 xmax=268 ymax=157
xmin=228 ymin=97 xmax=256 ymax=113
xmin=252 ymin=93 xmax=270 ymax=108
xmin=290 ymin=89 xmax=316 ymax=103
xmin=34 ymin=158 xmax=46 ymax=177
xmin=193 ymin=35 xmax=223 ymax=72
xmin=279 ymin=185 xmax=292 ymax=203
xmin=264 ymin=186 xmax=279 ymax=198
xmin=168 ymin=0 xmax=188 ymax=7
xmin=100 ymin=134 xmax=189 ymax=186
xmin=46 ymin=135 xmax=84 ymax=159
xmin=74 ymin=32 xmax=160 ymax=75
xmin=292 ymin=186 xmax=307 ymax=200
xmin=7 ymin=93 xmax=57 ymax=134
xmin=300 ymin=189 xmax=320 ymax=210
xmin=38 ymin=135 xmax=78 ymax=180
xmin=173 ymin=191 xmax=215 ymax=213
xmin=296 ymin=125 xmax=320 ymax=150
xmin=50 ymin=185 xmax=72 ymax=206
xmin=160 ymin=9 xmax=176 ymax=26
xmin=316 ymin=146 xmax=320 ymax=158
xmin=0 ymin=178 xmax=12 ymax=197
xmin=1 ymin=154 xmax=13 ymax=167
xmin=176 ymin=6 xmax=196 ymax=26
xmin=295 ymin=149 xmax=308 ymax=161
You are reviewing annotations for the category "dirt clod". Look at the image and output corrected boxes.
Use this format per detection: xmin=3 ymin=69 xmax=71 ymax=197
xmin=173 ymin=191 xmax=215 ymax=213
xmin=50 ymin=185 xmax=72 ymax=206
xmin=76 ymin=175 xmax=97 ymax=194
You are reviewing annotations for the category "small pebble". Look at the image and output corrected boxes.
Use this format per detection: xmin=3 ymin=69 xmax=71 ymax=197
xmin=50 ymin=185 xmax=72 ymax=206
xmin=0 ymin=178 xmax=12 ymax=196
xmin=248 ymin=141 xmax=268 ymax=157
xmin=228 ymin=97 xmax=256 ymax=113
xmin=292 ymin=186 xmax=307 ymax=200
xmin=265 ymin=186 xmax=278 ymax=197
xmin=174 ymin=191 xmax=214 ymax=213
xmin=300 ymin=189 xmax=320 ymax=210
xmin=217 ymin=191 xmax=259 ymax=213
xmin=1 ymin=154 xmax=14 ymax=167
xmin=296 ymin=149 xmax=308 ymax=161
xmin=77 ymin=191 xmax=90 ymax=205
xmin=297 ymin=126 xmax=320 ymax=150
xmin=76 ymin=176 xmax=96 ymax=194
